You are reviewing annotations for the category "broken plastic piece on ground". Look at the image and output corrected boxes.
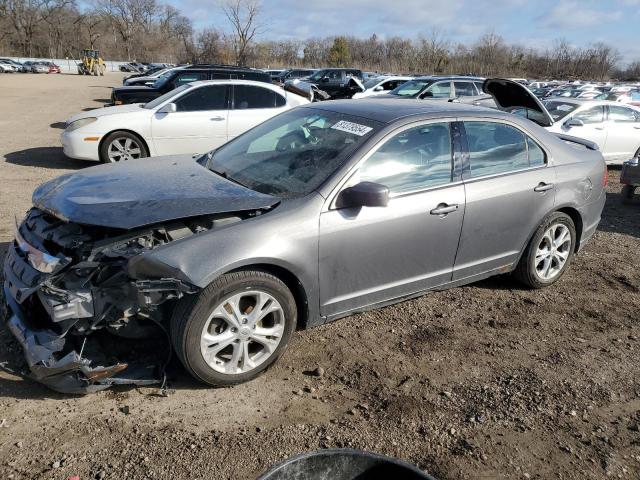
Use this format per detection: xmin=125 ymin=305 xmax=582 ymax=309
xmin=257 ymin=449 xmax=438 ymax=480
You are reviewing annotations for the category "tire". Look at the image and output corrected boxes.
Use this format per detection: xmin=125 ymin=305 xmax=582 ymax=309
xmin=621 ymin=185 xmax=635 ymax=205
xmin=514 ymin=212 xmax=576 ymax=289
xmin=99 ymin=131 xmax=148 ymax=163
xmin=170 ymin=270 xmax=297 ymax=387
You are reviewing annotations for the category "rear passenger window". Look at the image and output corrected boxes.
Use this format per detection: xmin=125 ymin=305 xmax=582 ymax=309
xmin=175 ymin=72 xmax=207 ymax=86
xmin=233 ymin=85 xmax=285 ymax=109
xmin=464 ymin=122 xmax=528 ymax=177
xmin=356 ymin=122 xmax=452 ymax=194
xmin=527 ymin=137 xmax=546 ymax=167
xmin=454 ymin=82 xmax=477 ymax=96
xmin=609 ymin=106 xmax=639 ymax=123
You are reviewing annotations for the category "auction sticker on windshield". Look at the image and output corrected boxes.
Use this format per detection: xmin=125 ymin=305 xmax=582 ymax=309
xmin=331 ymin=120 xmax=373 ymax=136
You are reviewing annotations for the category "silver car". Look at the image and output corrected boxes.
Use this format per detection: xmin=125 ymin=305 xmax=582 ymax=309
xmin=3 ymin=80 xmax=607 ymax=393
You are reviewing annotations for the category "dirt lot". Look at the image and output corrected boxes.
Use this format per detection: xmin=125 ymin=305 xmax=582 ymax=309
xmin=0 ymin=73 xmax=639 ymax=480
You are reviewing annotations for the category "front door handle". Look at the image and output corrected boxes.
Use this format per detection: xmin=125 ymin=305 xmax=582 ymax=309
xmin=534 ymin=182 xmax=554 ymax=192
xmin=430 ymin=203 xmax=459 ymax=215
xmin=210 ymin=116 xmax=225 ymax=121
xmin=594 ymin=125 xmax=605 ymax=130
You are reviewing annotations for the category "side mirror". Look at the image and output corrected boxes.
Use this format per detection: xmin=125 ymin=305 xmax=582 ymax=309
xmin=157 ymin=102 xmax=177 ymax=114
xmin=565 ymin=118 xmax=584 ymax=127
xmin=336 ymin=182 xmax=389 ymax=209
xmin=373 ymin=86 xmax=383 ymax=92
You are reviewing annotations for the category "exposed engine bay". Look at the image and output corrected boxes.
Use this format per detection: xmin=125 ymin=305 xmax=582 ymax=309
xmin=2 ymin=207 xmax=253 ymax=393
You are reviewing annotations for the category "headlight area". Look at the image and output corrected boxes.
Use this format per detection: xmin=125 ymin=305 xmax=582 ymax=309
xmin=2 ymin=208 xmax=218 ymax=394
xmin=65 ymin=117 xmax=97 ymax=132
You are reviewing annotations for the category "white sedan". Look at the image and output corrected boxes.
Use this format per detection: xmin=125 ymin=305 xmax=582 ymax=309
xmin=61 ymin=79 xmax=309 ymax=162
xmin=543 ymin=99 xmax=640 ymax=165
xmin=352 ymin=76 xmax=413 ymax=99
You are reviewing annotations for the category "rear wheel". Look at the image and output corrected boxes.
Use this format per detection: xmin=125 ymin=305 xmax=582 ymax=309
xmin=621 ymin=185 xmax=635 ymax=205
xmin=170 ymin=271 xmax=297 ymax=387
xmin=99 ymin=131 xmax=148 ymax=163
xmin=515 ymin=212 xmax=576 ymax=288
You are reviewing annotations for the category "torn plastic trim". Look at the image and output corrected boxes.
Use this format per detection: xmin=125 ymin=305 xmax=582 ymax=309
xmin=4 ymin=288 xmax=161 ymax=394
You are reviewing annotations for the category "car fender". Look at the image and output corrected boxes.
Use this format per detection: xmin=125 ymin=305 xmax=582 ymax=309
xmin=129 ymin=193 xmax=325 ymax=326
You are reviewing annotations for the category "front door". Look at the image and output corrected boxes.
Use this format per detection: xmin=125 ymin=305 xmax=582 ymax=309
xmin=453 ymin=120 xmax=556 ymax=280
xmin=561 ymin=105 xmax=608 ymax=158
xmin=151 ymin=84 xmax=229 ymax=155
xmin=319 ymin=121 xmax=465 ymax=318
xmin=604 ymin=105 xmax=640 ymax=163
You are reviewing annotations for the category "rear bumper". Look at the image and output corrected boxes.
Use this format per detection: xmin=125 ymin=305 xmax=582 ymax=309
xmin=577 ymin=189 xmax=606 ymax=251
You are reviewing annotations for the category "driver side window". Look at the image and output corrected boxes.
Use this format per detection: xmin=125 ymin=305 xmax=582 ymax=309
xmin=352 ymin=122 xmax=453 ymax=194
xmin=573 ymin=106 xmax=604 ymax=125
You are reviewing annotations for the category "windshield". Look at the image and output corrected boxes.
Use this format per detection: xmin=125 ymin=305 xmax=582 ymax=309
xmin=363 ymin=77 xmax=384 ymax=89
xmin=204 ymin=108 xmax=382 ymax=198
xmin=152 ymin=73 xmax=173 ymax=89
xmin=542 ymin=100 xmax=580 ymax=121
xmin=389 ymin=80 xmax=432 ymax=97
xmin=143 ymin=84 xmax=190 ymax=109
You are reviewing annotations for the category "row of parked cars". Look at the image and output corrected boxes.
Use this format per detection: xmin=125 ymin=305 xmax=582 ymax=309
xmin=0 ymin=58 xmax=61 ymax=73
xmin=56 ymin=64 xmax=640 ymax=168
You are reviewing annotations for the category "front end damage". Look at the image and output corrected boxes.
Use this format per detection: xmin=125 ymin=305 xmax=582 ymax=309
xmin=2 ymin=208 xmax=242 ymax=393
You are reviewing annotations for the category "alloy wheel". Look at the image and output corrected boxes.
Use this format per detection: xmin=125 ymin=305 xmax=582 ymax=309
xmin=199 ymin=290 xmax=285 ymax=374
xmin=534 ymin=223 xmax=572 ymax=281
xmin=107 ymin=137 xmax=143 ymax=162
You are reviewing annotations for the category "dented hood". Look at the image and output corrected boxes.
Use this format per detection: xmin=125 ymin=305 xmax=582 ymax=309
xmin=32 ymin=155 xmax=279 ymax=229
xmin=483 ymin=78 xmax=554 ymax=127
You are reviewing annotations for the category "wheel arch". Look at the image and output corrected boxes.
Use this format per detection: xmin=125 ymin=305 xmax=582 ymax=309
xmin=555 ymin=206 xmax=583 ymax=252
xmin=226 ymin=263 xmax=310 ymax=331
xmin=98 ymin=129 xmax=150 ymax=161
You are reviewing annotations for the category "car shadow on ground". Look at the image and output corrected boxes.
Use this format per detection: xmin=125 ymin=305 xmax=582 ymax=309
xmin=4 ymin=147 xmax=93 ymax=170
xmin=49 ymin=121 xmax=66 ymax=129
xmin=93 ymin=98 xmax=111 ymax=104
xmin=598 ymin=191 xmax=640 ymax=239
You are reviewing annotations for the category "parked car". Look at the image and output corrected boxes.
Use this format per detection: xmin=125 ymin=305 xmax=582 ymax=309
xmin=299 ymin=68 xmax=364 ymax=98
xmin=539 ymin=98 xmax=640 ymax=164
xmin=0 ymin=58 xmax=24 ymax=72
xmin=386 ymin=75 xmax=487 ymax=101
xmin=62 ymin=79 xmax=309 ymax=162
xmin=274 ymin=68 xmax=317 ymax=84
xmin=0 ymin=60 xmax=18 ymax=73
xmin=29 ymin=61 xmax=51 ymax=73
xmin=123 ymin=66 xmax=184 ymax=86
xmin=352 ymin=76 xmax=413 ymax=99
xmin=620 ymin=156 xmax=639 ymax=204
xmin=5 ymin=79 xmax=606 ymax=393
xmin=119 ymin=62 xmax=146 ymax=73
xmin=42 ymin=62 xmax=61 ymax=74
xmin=123 ymin=66 xmax=166 ymax=83
xmin=111 ymin=65 xmax=272 ymax=105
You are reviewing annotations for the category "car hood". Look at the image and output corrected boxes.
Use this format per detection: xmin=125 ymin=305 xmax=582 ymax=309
xmin=32 ymin=155 xmax=280 ymax=229
xmin=113 ymin=85 xmax=155 ymax=94
xmin=483 ymin=78 xmax=554 ymax=127
xmin=66 ymin=104 xmax=146 ymax=123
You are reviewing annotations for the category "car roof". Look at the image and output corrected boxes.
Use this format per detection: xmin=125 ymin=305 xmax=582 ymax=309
xmin=543 ymin=98 xmax=622 ymax=107
xmin=411 ymin=75 xmax=485 ymax=81
xmin=301 ymin=98 xmax=500 ymax=124
xmin=188 ymin=79 xmax=285 ymax=91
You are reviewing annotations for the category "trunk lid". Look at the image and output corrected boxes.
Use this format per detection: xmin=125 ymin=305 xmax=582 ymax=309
xmin=483 ymin=78 xmax=554 ymax=127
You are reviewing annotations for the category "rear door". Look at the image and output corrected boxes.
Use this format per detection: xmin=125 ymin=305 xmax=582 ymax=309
xmin=151 ymin=84 xmax=229 ymax=155
xmin=453 ymin=120 xmax=555 ymax=281
xmin=603 ymin=105 xmax=640 ymax=163
xmin=226 ymin=84 xmax=288 ymax=140
xmin=422 ymin=80 xmax=453 ymax=99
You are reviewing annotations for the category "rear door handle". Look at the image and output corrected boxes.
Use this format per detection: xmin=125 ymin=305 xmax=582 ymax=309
xmin=534 ymin=182 xmax=554 ymax=192
xmin=210 ymin=116 xmax=225 ymax=121
xmin=430 ymin=203 xmax=459 ymax=215
xmin=594 ymin=126 xmax=605 ymax=130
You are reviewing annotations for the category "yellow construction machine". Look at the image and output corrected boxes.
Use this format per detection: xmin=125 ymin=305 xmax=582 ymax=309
xmin=78 ymin=49 xmax=105 ymax=76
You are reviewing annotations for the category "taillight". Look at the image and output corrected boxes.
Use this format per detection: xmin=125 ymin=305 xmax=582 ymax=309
xmin=603 ymin=166 xmax=609 ymax=187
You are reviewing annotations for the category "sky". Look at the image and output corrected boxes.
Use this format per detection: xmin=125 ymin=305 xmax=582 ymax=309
xmin=169 ymin=0 xmax=640 ymax=65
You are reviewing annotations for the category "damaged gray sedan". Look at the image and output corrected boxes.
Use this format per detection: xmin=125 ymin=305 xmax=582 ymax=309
xmin=3 ymin=80 xmax=607 ymax=393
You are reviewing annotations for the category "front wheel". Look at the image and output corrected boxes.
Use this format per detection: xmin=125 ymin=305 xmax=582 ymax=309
xmin=170 ymin=271 xmax=297 ymax=387
xmin=99 ymin=131 xmax=148 ymax=163
xmin=514 ymin=212 xmax=576 ymax=289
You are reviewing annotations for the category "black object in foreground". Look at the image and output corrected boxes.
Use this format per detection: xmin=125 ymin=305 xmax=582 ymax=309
xmin=257 ymin=449 xmax=437 ymax=480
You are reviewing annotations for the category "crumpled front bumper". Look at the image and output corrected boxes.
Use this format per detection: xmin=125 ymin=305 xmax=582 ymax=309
xmin=3 ymin=285 xmax=160 ymax=394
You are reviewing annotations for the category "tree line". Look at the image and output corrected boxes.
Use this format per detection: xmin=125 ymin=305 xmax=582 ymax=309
xmin=1 ymin=0 xmax=637 ymax=81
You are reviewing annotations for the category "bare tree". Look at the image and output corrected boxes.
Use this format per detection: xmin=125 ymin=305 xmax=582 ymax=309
xmin=221 ymin=0 xmax=262 ymax=65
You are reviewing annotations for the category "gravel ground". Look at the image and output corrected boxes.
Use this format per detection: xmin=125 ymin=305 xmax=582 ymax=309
xmin=0 ymin=73 xmax=639 ymax=480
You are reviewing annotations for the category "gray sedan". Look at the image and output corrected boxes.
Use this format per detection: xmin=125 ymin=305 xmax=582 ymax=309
xmin=3 ymin=80 xmax=607 ymax=393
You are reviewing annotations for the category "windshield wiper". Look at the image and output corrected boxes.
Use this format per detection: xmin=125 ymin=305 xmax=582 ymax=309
xmin=210 ymin=167 xmax=250 ymax=189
